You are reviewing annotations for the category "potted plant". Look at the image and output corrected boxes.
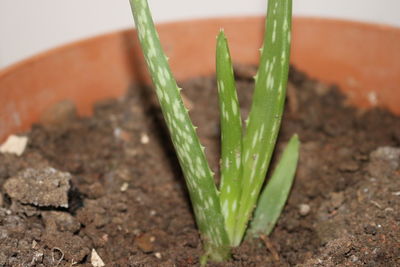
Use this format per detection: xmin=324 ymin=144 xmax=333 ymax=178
xmin=0 ymin=1 xmax=399 ymax=266
xmin=129 ymin=0 xmax=299 ymax=263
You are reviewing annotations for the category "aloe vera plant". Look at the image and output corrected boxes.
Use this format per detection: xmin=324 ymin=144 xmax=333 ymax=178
xmin=129 ymin=0 xmax=299 ymax=263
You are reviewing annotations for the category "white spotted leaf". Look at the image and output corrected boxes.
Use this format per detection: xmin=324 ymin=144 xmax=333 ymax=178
xmin=216 ymin=30 xmax=242 ymax=244
xmin=232 ymin=0 xmax=293 ymax=246
xmin=129 ymin=0 xmax=230 ymax=261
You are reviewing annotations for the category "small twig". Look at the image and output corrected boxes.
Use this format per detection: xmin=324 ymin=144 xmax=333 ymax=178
xmin=51 ymin=247 xmax=64 ymax=267
xmin=370 ymin=200 xmax=383 ymax=209
xmin=260 ymin=234 xmax=281 ymax=262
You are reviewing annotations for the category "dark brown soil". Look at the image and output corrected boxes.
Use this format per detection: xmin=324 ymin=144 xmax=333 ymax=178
xmin=0 ymin=65 xmax=399 ymax=266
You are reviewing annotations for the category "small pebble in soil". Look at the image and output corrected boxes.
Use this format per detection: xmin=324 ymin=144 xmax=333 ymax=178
xmin=140 ymin=133 xmax=150 ymax=144
xmin=298 ymin=204 xmax=311 ymax=216
xmin=120 ymin=182 xmax=129 ymax=192
xmin=0 ymin=135 xmax=28 ymax=156
xmin=136 ymin=233 xmax=156 ymax=253
xmin=32 ymin=240 xmax=37 ymax=249
xmin=91 ymin=248 xmax=105 ymax=267
xmin=3 ymin=167 xmax=71 ymax=208
xmin=154 ymin=252 xmax=162 ymax=259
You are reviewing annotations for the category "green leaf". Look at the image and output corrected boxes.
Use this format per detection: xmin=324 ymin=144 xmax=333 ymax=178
xmin=248 ymin=134 xmax=300 ymax=237
xmin=129 ymin=0 xmax=230 ymax=261
xmin=232 ymin=0 xmax=293 ymax=246
xmin=216 ymin=30 xmax=242 ymax=244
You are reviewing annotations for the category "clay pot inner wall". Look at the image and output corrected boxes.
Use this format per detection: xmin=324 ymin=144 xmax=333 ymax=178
xmin=0 ymin=17 xmax=399 ymax=142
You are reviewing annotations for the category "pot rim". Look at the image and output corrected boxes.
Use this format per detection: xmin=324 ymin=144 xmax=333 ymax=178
xmin=1 ymin=16 xmax=398 ymax=78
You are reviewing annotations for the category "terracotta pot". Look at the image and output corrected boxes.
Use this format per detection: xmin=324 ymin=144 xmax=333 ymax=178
xmin=1 ymin=17 xmax=399 ymax=142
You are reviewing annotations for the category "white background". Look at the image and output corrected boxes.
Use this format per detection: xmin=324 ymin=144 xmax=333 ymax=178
xmin=1 ymin=0 xmax=399 ymax=69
